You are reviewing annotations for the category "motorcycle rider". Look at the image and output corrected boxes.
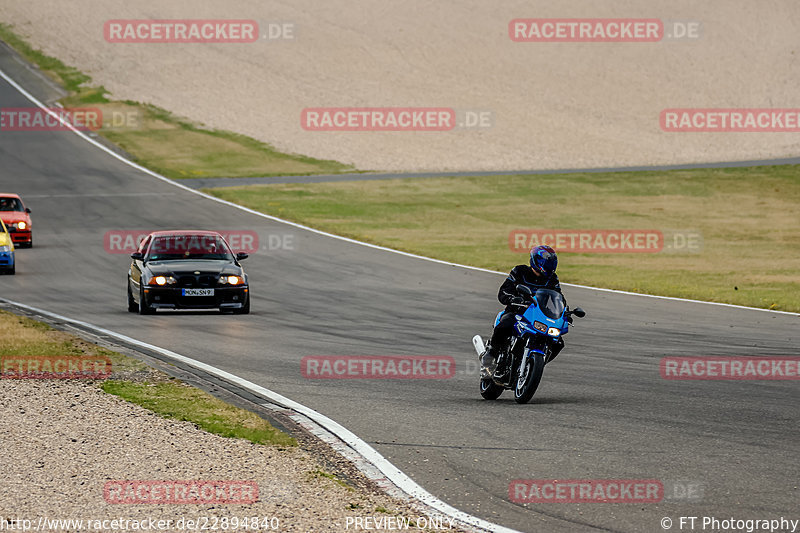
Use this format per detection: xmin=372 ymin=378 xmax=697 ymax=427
xmin=481 ymin=245 xmax=565 ymax=376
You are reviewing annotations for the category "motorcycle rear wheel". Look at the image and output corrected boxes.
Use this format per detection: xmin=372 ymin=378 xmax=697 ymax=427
xmin=479 ymin=377 xmax=504 ymax=400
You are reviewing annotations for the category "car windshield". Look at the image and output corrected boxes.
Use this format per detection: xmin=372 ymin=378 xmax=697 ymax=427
xmin=534 ymin=289 xmax=566 ymax=320
xmin=146 ymin=234 xmax=233 ymax=261
xmin=0 ymin=198 xmax=24 ymax=211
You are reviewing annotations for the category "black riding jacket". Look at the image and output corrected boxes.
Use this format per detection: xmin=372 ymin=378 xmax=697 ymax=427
xmin=498 ymin=265 xmax=563 ymax=312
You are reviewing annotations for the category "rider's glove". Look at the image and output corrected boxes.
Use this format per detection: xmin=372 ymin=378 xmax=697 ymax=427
xmin=510 ymin=297 xmax=527 ymax=307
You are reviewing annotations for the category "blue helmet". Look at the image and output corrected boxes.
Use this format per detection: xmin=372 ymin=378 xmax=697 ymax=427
xmin=530 ymin=245 xmax=558 ymax=276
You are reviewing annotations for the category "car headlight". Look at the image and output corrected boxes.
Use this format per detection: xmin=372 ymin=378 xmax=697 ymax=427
xmin=17 ymin=222 xmax=27 ymax=230
xmin=533 ymin=321 xmax=548 ymax=333
xmin=219 ymin=275 xmax=243 ymax=285
xmin=547 ymin=327 xmax=561 ymax=337
xmin=0 ymin=245 xmax=10 ymax=252
xmin=148 ymin=275 xmax=176 ymax=286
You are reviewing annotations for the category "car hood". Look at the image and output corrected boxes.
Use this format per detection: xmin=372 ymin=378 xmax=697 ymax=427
xmin=0 ymin=212 xmax=30 ymax=225
xmin=0 ymin=233 xmax=11 ymax=247
xmin=145 ymin=260 xmax=241 ymax=275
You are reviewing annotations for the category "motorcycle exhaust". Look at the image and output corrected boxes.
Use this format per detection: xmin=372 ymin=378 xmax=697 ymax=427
xmin=472 ymin=335 xmax=486 ymax=356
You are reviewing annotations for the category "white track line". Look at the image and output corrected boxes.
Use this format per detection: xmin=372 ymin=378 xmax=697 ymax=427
xmin=0 ymin=70 xmax=800 ymax=316
xmin=1 ymin=69 xmax=794 ymax=317
xmin=0 ymin=298 xmax=518 ymax=533
xmin=0 ymin=63 xmax=795 ymax=532
xmin=0 ymin=67 xmax=524 ymax=533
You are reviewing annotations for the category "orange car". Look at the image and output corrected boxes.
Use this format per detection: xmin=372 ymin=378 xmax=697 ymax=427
xmin=0 ymin=193 xmax=32 ymax=248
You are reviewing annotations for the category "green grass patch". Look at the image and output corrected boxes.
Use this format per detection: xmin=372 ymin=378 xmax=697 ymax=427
xmin=0 ymin=310 xmax=295 ymax=447
xmin=206 ymin=165 xmax=800 ymax=312
xmin=0 ymin=24 xmax=355 ymax=178
xmin=101 ymin=380 xmax=296 ymax=447
xmin=307 ymin=469 xmax=353 ymax=491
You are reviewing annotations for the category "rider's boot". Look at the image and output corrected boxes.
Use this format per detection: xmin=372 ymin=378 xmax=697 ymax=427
xmin=490 ymin=337 xmax=515 ymax=382
xmin=494 ymin=351 xmax=511 ymax=382
xmin=479 ymin=342 xmax=498 ymax=378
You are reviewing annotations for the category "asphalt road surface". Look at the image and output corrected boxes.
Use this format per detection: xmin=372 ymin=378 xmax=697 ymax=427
xmin=1 ymin=49 xmax=798 ymax=533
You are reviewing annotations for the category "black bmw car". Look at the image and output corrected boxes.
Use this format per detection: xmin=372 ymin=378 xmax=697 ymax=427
xmin=127 ymin=230 xmax=250 ymax=314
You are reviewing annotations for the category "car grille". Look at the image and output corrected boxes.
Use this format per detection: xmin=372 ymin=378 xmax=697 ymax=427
xmin=174 ymin=272 xmax=217 ymax=288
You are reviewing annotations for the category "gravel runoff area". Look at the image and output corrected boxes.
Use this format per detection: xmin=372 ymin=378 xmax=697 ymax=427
xmin=0 ymin=379 xmax=462 ymax=533
xmin=1 ymin=0 xmax=798 ymax=172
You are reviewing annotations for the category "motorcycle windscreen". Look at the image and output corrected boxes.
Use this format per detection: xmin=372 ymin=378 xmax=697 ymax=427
xmin=534 ymin=289 xmax=565 ymax=320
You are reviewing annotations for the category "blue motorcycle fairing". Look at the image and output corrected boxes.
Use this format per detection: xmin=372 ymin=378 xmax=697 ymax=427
xmin=493 ymin=310 xmax=505 ymax=327
xmin=492 ymin=289 xmax=569 ymax=339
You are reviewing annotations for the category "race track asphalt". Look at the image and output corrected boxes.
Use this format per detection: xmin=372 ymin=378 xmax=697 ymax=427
xmin=1 ymin=47 xmax=798 ymax=533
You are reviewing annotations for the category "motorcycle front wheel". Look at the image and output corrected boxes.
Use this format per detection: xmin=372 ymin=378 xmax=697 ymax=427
xmin=514 ymin=353 xmax=546 ymax=404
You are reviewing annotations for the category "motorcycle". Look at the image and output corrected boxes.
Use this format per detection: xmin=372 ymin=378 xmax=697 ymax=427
xmin=472 ymin=285 xmax=585 ymax=404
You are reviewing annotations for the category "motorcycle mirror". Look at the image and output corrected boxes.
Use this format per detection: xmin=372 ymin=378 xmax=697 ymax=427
xmin=516 ymin=284 xmax=533 ymax=296
xmin=573 ymin=307 xmax=586 ymax=318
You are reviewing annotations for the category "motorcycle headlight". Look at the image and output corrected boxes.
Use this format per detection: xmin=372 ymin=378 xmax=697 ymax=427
xmin=219 ymin=275 xmax=243 ymax=285
xmin=148 ymin=275 xmax=176 ymax=286
xmin=547 ymin=327 xmax=561 ymax=337
xmin=533 ymin=321 xmax=548 ymax=333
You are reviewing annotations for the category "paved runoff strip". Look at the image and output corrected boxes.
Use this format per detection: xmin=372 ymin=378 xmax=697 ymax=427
xmin=22 ymin=192 xmax=177 ymax=198
xmin=182 ymin=154 xmax=800 ymax=188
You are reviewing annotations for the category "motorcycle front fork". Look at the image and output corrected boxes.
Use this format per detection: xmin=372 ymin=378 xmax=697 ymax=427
xmin=500 ymin=337 xmax=552 ymax=371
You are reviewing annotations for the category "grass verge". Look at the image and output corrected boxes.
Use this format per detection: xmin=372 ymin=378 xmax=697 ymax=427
xmin=0 ymin=23 xmax=355 ymax=179
xmin=101 ymin=380 xmax=295 ymax=446
xmin=206 ymin=166 xmax=800 ymax=312
xmin=0 ymin=310 xmax=296 ymax=447
xmin=3 ymin=24 xmax=797 ymax=312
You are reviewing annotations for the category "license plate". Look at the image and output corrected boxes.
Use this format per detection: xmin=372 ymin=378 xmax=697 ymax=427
xmin=182 ymin=288 xmax=214 ymax=296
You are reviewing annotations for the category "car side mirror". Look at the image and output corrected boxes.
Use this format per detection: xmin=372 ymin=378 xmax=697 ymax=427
xmin=130 ymin=252 xmax=144 ymax=261
xmin=236 ymin=252 xmax=249 ymax=261
xmin=572 ymin=307 xmax=586 ymax=318
xmin=25 ymin=208 xmax=31 ymax=214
